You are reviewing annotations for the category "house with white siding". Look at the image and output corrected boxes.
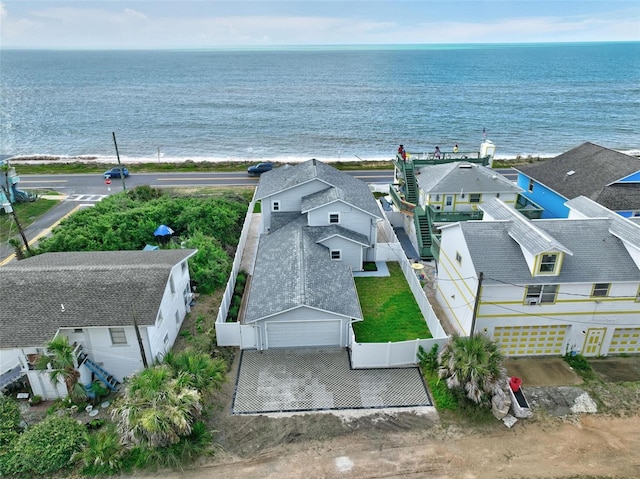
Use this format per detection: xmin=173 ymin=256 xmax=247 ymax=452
xmin=0 ymin=249 xmax=196 ymax=399
xmin=435 ymin=197 xmax=640 ymax=357
xmin=241 ymin=159 xmax=383 ymax=349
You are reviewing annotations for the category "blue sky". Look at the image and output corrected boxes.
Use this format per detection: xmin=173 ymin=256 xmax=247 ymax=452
xmin=1 ymin=1 xmax=638 ymax=49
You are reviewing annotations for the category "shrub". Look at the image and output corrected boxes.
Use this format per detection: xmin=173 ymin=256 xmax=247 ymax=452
xmin=0 ymin=396 xmax=21 ymax=473
xmin=5 ymin=414 xmax=86 ymax=475
xmin=75 ymin=424 xmax=125 ymax=476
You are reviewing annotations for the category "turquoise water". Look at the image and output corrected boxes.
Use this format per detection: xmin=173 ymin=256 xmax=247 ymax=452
xmin=1 ymin=42 xmax=638 ymax=162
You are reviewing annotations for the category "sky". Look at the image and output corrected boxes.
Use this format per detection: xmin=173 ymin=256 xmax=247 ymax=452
xmin=1 ymin=1 xmax=639 ymax=49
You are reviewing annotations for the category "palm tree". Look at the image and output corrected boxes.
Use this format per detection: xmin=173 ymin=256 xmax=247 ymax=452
xmin=162 ymin=349 xmax=226 ymax=396
xmin=36 ymin=336 xmax=86 ymax=403
xmin=438 ymin=333 xmax=507 ymax=405
xmin=110 ymin=364 xmax=202 ymax=447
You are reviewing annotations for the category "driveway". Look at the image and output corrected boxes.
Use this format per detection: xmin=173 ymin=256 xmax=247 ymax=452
xmin=232 ymin=348 xmax=432 ymax=414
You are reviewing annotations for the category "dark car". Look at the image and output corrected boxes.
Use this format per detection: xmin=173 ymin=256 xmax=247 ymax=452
xmin=104 ymin=167 xmax=129 ymax=178
xmin=247 ymin=162 xmax=273 ymax=176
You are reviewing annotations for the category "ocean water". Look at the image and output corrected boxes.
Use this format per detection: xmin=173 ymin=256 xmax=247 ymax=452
xmin=1 ymin=42 xmax=638 ymax=163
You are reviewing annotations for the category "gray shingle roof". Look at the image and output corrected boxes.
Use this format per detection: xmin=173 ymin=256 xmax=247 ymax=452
xmin=0 ymin=250 xmax=196 ymax=348
xmin=566 ymin=196 xmax=640 ymax=247
xmin=481 ymin=199 xmax=572 ymax=256
xmin=459 ymin=219 xmax=640 ymax=285
xmin=416 ymin=162 xmax=521 ymax=194
xmin=244 ymin=216 xmax=363 ymax=323
xmin=255 ymin=159 xmax=382 ymax=219
xmin=515 ymin=142 xmax=640 ymax=204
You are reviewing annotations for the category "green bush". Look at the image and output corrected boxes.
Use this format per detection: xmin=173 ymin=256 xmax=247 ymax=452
xmin=3 ymin=414 xmax=86 ymax=476
xmin=76 ymin=424 xmax=125 ymax=476
xmin=0 ymin=396 xmax=21 ymax=472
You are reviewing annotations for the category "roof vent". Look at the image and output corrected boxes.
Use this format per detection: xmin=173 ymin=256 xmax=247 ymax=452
xmin=459 ymin=164 xmax=472 ymax=169
xmin=566 ymin=170 xmax=575 ymax=176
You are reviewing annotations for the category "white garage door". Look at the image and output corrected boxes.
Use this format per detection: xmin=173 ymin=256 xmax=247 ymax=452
xmin=609 ymin=328 xmax=640 ymax=354
xmin=494 ymin=324 xmax=568 ymax=356
xmin=266 ymin=320 xmax=342 ymax=348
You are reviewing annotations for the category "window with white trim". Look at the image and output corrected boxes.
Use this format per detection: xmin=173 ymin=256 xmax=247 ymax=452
xmin=539 ymin=254 xmax=558 ymax=273
xmin=330 ymin=250 xmax=341 ymax=260
xmin=156 ymin=311 xmax=163 ymax=326
xmin=592 ymin=283 xmax=610 ymax=297
xmin=175 ymin=310 xmax=180 ymax=325
xmin=109 ymin=327 xmax=127 ymax=345
xmin=272 ymin=200 xmax=280 ymax=211
xmin=329 ymin=213 xmax=340 ymax=224
xmin=469 ymin=193 xmax=481 ymax=203
xmin=164 ymin=333 xmax=170 ymax=347
xmin=528 ymin=179 xmax=534 ymax=192
xmin=170 ymin=275 xmax=176 ymax=294
xmin=525 ymin=284 xmax=558 ymax=304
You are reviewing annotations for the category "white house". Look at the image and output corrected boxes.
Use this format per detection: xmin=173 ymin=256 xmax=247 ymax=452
xmin=241 ymin=159 xmax=383 ymax=349
xmin=435 ymin=197 xmax=640 ymax=357
xmin=0 ymin=249 xmax=197 ymax=399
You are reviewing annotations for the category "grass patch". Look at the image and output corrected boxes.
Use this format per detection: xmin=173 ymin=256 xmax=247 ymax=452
xmin=353 ymin=262 xmax=431 ymax=342
xmin=0 ymin=198 xmax=59 ymax=243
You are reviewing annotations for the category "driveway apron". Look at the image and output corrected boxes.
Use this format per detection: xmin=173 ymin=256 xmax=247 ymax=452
xmin=232 ymin=348 xmax=432 ymax=414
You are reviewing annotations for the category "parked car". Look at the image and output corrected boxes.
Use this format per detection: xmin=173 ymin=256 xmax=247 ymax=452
xmin=104 ymin=167 xmax=129 ymax=178
xmin=247 ymin=162 xmax=273 ymax=176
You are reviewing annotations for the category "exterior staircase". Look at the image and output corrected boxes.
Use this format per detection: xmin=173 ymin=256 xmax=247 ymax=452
xmin=77 ymin=351 xmax=121 ymax=391
xmin=414 ymin=207 xmax=434 ymax=260
xmin=403 ymin=165 xmax=418 ymax=205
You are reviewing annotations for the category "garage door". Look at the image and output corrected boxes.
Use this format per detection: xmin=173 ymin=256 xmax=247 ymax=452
xmin=494 ymin=324 xmax=568 ymax=356
xmin=266 ymin=320 xmax=342 ymax=348
xmin=609 ymin=328 xmax=640 ymax=354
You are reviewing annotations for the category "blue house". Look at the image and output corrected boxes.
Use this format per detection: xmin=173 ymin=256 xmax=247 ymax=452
xmin=515 ymin=142 xmax=640 ymax=218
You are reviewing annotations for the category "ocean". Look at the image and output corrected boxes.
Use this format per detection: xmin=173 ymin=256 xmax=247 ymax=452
xmin=1 ymin=42 xmax=638 ymax=163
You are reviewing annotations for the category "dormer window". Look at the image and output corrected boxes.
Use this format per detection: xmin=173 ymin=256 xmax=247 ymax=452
xmin=329 ymin=213 xmax=340 ymax=224
xmin=539 ymin=254 xmax=558 ymax=274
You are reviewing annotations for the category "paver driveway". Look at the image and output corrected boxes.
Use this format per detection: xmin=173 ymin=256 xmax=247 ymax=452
xmin=232 ymin=347 xmax=432 ymax=414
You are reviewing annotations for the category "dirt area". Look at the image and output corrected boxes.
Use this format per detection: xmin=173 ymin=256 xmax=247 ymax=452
xmin=130 ymin=347 xmax=640 ymax=479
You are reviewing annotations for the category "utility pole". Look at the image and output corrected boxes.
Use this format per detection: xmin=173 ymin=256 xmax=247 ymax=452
xmin=112 ymin=132 xmax=127 ymax=192
xmin=470 ymin=271 xmax=483 ymax=336
xmin=132 ymin=308 xmax=148 ymax=368
xmin=1 ymin=185 xmax=33 ymax=256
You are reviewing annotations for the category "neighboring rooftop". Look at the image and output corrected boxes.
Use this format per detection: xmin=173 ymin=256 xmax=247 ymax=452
xmin=416 ymin=162 xmax=521 ymax=194
xmin=516 ymin=142 xmax=640 ymax=210
xmin=0 ymin=250 xmax=196 ymax=348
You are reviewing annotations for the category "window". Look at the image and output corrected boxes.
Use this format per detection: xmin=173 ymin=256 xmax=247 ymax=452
xmin=170 ymin=276 xmax=176 ymax=294
xmin=435 ymin=194 xmax=440 ymax=201
xmin=539 ymin=254 xmax=558 ymax=273
xmin=164 ymin=333 xmax=170 ymax=347
xmin=528 ymin=179 xmax=534 ymax=192
xmin=329 ymin=213 xmax=340 ymax=224
xmin=525 ymin=284 xmax=558 ymax=304
xmin=592 ymin=283 xmax=610 ymax=297
xmin=496 ymin=193 xmax=500 ymax=198
xmin=73 ymin=328 xmax=83 ymax=333
xmin=272 ymin=201 xmax=280 ymax=212
xmin=330 ymin=250 xmax=341 ymax=260
xmin=445 ymin=196 xmax=453 ymax=206
xmin=156 ymin=311 xmax=164 ymax=326
xmin=469 ymin=193 xmax=481 ymax=203
xmin=175 ymin=310 xmax=180 ymax=325
xmin=636 ymin=286 xmax=640 ymax=302
xmin=181 ymin=261 xmax=187 ymax=274
xmin=109 ymin=328 xmax=127 ymax=345
xmin=455 ymin=252 xmax=462 ymax=265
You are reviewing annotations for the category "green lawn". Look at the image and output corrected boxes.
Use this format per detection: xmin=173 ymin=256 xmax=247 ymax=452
xmin=353 ymin=262 xmax=432 ymax=342
xmin=0 ymin=198 xmax=59 ymax=244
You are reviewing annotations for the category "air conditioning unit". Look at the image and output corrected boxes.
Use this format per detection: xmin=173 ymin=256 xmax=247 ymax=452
xmin=435 ymin=206 xmax=441 ymax=210
xmin=527 ymin=299 xmax=539 ymax=305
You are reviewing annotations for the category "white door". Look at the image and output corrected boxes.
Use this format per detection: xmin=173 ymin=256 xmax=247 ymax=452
xmin=265 ymin=320 xmax=342 ymax=348
xmin=582 ymin=328 xmax=606 ymax=356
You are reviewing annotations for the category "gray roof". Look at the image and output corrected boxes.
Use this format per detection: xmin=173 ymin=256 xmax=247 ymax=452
xmin=255 ymin=159 xmax=381 ymax=219
xmin=459 ymin=219 xmax=640 ymax=285
xmin=481 ymin=199 xmax=572 ymax=256
xmin=244 ymin=216 xmax=363 ymax=323
xmin=416 ymin=162 xmax=521 ymax=194
xmin=307 ymin=224 xmax=370 ymax=246
xmin=0 ymin=250 xmax=196 ymax=348
xmin=566 ymin=196 xmax=640 ymax=247
xmin=515 ymin=142 xmax=640 ymax=206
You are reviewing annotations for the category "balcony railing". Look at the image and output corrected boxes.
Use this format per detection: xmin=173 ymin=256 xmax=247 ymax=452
xmin=389 ymin=184 xmax=416 ymax=215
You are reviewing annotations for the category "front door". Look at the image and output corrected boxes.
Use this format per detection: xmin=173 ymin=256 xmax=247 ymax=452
xmin=582 ymin=328 xmax=606 ymax=356
xmin=444 ymin=195 xmax=454 ymax=211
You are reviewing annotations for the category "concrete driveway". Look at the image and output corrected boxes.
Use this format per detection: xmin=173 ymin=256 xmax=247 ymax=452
xmin=232 ymin=348 xmax=432 ymax=414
